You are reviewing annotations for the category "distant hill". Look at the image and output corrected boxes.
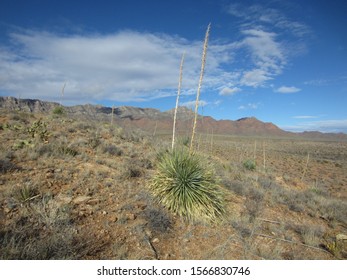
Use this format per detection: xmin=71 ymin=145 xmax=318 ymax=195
xmin=1 ymin=96 xmax=346 ymax=141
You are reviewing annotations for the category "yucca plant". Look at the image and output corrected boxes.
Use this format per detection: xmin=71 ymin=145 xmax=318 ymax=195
xmin=148 ymin=148 xmax=225 ymax=223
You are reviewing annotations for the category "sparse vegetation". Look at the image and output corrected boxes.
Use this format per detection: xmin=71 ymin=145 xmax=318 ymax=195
xmin=0 ymin=107 xmax=346 ymax=260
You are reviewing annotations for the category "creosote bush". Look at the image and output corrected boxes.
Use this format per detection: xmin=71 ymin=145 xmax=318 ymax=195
xmin=52 ymin=106 xmax=65 ymax=116
xmin=148 ymin=149 xmax=225 ymax=223
xmin=243 ymin=159 xmax=256 ymax=171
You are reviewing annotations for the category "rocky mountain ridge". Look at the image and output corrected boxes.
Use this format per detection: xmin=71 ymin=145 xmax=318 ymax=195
xmin=1 ymin=96 xmax=346 ymax=141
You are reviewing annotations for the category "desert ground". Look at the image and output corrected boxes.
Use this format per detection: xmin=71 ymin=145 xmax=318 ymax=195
xmin=1 ymin=108 xmax=346 ymax=259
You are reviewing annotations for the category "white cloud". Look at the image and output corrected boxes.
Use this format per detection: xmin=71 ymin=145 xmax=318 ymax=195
xmin=238 ymin=102 xmax=260 ymax=110
xmin=292 ymin=115 xmax=318 ymax=119
xmin=0 ymin=29 xmax=238 ymax=104
xmin=213 ymin=100 xmax=222 ymax=106
xmin=281 ymin=119 xmax=347 ymax=133
xmin=226 ymin=3 xmax=311 ymax=38
xmin=219 ymin=87 xmax=241 ymax=96
xmin=241 ymin=29 xmax=284 ymax=72
xmin=240 ymin=69 xmax=272 ymax=87
xmin=239 ymin=28 xmax=285 ymax=87
xmin=0 ymin=16 xmax=309 ymax=105
xmin=276 ymin=86 xmax=301 ymax=93
xmin=225 ymin=2 xmax=311 ymax=88
xmin=304 ymin=76 xmax=347 ymax=86
xmin=181 ymin=100 xmax=208 ymax=108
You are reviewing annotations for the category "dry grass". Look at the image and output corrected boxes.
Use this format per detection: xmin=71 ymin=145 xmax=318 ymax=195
xmin=0 ymin=107 xmax=346 ymax=260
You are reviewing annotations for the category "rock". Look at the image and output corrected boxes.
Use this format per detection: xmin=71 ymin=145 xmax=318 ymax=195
xmin=45 ymin=173 xmax=54 ymax=179
xmin=73 ymin=195 xmax=91 ymax=204
xmin=136 ymin=203 xmax=147 ymax=210
xmin=152 ymin=238 xmax=159 ymax=243
xmin=56 ymin=194 xmax=72 ymax=204
xmin=126 ymin=213 xmax=136 ymax=220
xmin=109 ymin=215 xmax=118 ymax=222
xmin=336 ymin=234 xmax=347 ymax=241
xmin=87 ymin=198 xmax=99 ymax=205
xmin=145 ymin=229 xmax=152 ymax=238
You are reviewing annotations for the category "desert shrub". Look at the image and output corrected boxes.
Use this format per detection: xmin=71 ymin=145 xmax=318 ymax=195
xmin=73 ymin=122 xmax=95 ymax=131
xmin=102 ymin=144 xmax=122 ymax=156
xmin=301 ymin=225 xmax=325 ymax=247
xmin=9 ymin=111 xmax=32 ymax=123
xmin=244 ymin=186 xmax=265 ymax=221
xmin=148 ymin=149 xmax=225 ymax=223
xmin=142 ymin=207 xmax=172 ymax=234
xmin=243 ymin=159 xmax=256 ymax=171
xmin=36 ymin=143 xmax=55 ymax=157
xmin=57 ymin=145 xmax=78 ymax=157
xmin=14 ymin=184 xmax=39 ymax=203
xmin=122 ymin=164 xmax=142 ymax=179
xmin=320 ymin=199 xmax=347 ymax=224
xmin=0 ymin=198 xmax=79 ymax=259
xmin=137 ymin=157 xmax=153 ymax=169
xmin=222 ymin=178 xmax=248 ymax=196
xmin=0 ymin=159 xmax=18 ymax=173
xmin=88 ymin=133 xmax=101 ymax=149
xmin=52 ymin=106 xmax=65 ymax=116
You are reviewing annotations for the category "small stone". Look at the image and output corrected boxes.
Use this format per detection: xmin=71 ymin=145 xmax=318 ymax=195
xmin=73 ymin=195 xmax=91 ymax=204
xmin=126 ymin=213 xmax=136 ymax=220
xmin=87 ymin=198 xmax=99 ymax=205
xmin=110 ymin=215 xmax=118 ymax=222
xmin=102 ymin=211 xmax=107 ymax=215
xmin=46 ymin=173 xmax=54 ymax=179
xmin=145 ymin=229 xmax=152 ymax=238
xmin=336 ymin=234 xmax=347 ymax=241
xmin=136 ymin=203 xmax=147 ymax=210
xmin=57 ymin=195 xmax=72 ymax=204
xmin=78 ymin=211 xmax=86 ymax=217
xmin=152 ymin=238 xmax=159 ymax=243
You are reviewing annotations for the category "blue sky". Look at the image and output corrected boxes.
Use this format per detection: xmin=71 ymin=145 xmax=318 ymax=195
xmin=0 ymin=0 xmax=346 ymax=132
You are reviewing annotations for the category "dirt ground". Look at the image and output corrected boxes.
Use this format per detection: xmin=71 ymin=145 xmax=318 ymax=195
xmin=1 ymin=110 xmax=346 ymax=259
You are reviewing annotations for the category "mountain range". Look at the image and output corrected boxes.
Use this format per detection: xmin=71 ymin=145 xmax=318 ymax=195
xmin=1 ymin=96 xmax=346 ymax=141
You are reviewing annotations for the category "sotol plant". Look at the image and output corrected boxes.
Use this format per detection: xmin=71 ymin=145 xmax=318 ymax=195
xmin=149 ymin=24 xmax=225 ymax=223
xmin=148 ymin=148 xmax=225 ymax=222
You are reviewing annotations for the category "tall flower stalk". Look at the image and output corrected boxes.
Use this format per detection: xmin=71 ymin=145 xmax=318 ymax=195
xmin=172 ymin=52 xmax=185 ymax=151
xmin=190 ymin=23 xmax=211 ymax=153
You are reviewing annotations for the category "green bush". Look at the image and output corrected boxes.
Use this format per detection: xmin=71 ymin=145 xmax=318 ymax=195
xmin=148 ymin=149 xmax=225 ymax=223
xmin=52 ymin=106 xmax=65 ymax=115
xmin=243 ymin=159 xmax=256 ymax=171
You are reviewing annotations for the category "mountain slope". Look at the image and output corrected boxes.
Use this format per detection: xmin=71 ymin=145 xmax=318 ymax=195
xmin=1 ymin=96 xmax=346 ymax=140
